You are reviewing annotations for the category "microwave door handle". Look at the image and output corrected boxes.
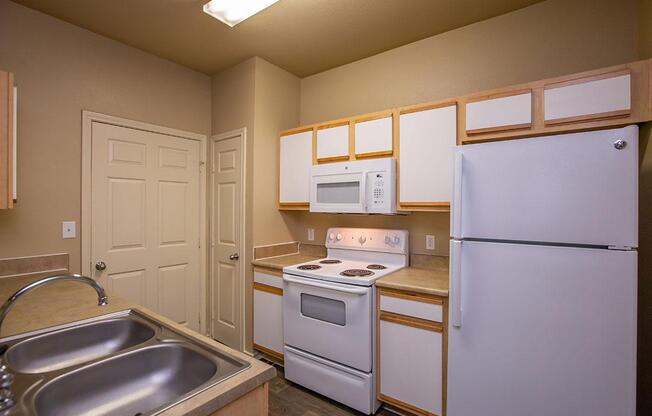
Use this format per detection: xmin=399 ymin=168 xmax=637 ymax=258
xmin=360 ymin=171 xmax=368 ymax=211
xmin=283 ymin=275 xmax=368 ymax=295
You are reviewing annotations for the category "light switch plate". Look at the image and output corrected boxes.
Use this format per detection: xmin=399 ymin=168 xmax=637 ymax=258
xmin=426 ymin=235 xmax=435 ymax=250
xmin=62 ymin=221 xmax=76 ymax=239
xmin=308 ymin=228 xmax=315 ymax=241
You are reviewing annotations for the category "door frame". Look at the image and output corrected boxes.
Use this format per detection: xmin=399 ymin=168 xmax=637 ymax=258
xmin=209 ymin=127 xmax=247 ymax=349
xmin=81 ymin=111 xmax=208 ymax=333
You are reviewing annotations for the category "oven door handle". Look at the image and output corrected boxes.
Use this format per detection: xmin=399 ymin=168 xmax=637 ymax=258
xmin=283 ymin=275 xmax=368 ymax=295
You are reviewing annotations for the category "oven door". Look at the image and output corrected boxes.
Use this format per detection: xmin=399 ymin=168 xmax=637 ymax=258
xmin=283 ymin=273 xmax=373 ymax=372
xmin=310 ymin=172 xmax=368 ymax=213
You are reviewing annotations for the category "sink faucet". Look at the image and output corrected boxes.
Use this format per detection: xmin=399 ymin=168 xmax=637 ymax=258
xmin=0 ymin=274 xmax=108 ymax=336
xmin=0 ymin=274 xmax=108 ymax=411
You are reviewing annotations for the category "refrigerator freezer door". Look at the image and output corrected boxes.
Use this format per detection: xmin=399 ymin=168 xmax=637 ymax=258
xmin=452 ymin=125 xmax=638 ymax=247
xmin=447 ymin=240 xmax=637 ymax=416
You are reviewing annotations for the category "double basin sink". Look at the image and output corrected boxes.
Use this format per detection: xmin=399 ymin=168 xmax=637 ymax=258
xmin=1 ymin=310 xmax=250 ymax=415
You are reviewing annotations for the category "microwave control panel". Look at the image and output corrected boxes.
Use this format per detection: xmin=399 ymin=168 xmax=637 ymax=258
xmin=371 ymin=173 xmax=385 ymax=205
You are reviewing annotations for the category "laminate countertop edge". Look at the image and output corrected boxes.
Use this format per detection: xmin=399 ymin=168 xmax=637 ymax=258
xmin=376 ymin=267 xmax=450 ymax=297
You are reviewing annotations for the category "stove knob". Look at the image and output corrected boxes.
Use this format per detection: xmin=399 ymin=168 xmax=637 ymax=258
xmin=358 ymin=236 xmax=367 ymax=244
xmin=393 ymin=235 xmax=401 ymax=244
xmin=329 ymin=232 xmax=335 ymax=241
xmin=384 ymin=235 xmax=391 ymax=245
xmin=336 ymin=233 xmax=343 ymax=241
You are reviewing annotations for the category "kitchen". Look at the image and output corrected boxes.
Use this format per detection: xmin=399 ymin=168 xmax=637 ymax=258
xmin=0 ymin=0 xmax=651 ymax=415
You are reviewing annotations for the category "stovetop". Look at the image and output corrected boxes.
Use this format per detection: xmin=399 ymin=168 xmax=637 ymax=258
xmin=284 ymin=258 xmax=403 ymax=286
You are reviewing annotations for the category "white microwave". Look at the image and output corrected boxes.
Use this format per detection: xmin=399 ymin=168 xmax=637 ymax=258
xmin=310 ymin=158 xmax=396 ymax=214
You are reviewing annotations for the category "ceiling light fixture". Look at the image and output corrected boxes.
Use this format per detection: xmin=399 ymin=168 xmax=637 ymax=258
xmin=203 ymin=0 xmax=279 ymax=27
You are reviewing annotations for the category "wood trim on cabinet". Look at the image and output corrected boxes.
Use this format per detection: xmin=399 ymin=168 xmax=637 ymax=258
xmin=379 ymin=311 xmax=443 ymax=332
xmin=316 ymin=119 xmax=350 ymax=130
xmin=0 ymin=71 xmax=9 ymax=209
xmin=379 ymin=287 xmax=444 ymax=305
xmin=316 ymin=155 xmax=350 ymax=163
xmin=278 ymin=202 xmax=309 ymax=211
xmin=209 ymin=382 xmax=269 ymax=416
xmin=348 ymin=121 xmax=356 ymax=161
xmin=464 ymin=87 xmax=532 ymax=104
xmin=543 ymin=68 xmax=631 ymax=91
xmin=379 ymin=393 xmax=436 ymax=416
xmin=399 ymin=99 xmax=458 ymax=115
xmin=253 ymin=282 xmax=283 ymax=296
xmin=253 ymin=343 xmax=284 ymax=363
xmin=399 ymin=201 xmax=450 ymax=208
xmin=544 ymin=109 xmax=631 ymax=126
xmin=351 ymin=110 xmax=394 ymax=124
xmin=280 ymin=125 xmax=314 ymax=137
xmin=355 ymin=150 xmax=393 ymax=159
xmin=466 ymin=122 xmax=532 ymax=136
xmin=253 ymin=266 xmax=283 ymax=277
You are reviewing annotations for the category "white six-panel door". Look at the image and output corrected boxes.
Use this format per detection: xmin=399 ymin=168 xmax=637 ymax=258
xmin=91 ymin=122 xmax=200 ymax=329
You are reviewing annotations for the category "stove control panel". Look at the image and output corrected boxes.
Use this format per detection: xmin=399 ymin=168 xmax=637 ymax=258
xmin=326 ymin=227 xmax=409 ymax=254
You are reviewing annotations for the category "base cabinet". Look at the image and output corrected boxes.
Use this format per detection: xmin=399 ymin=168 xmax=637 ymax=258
xmin=253 ymin=269 xmax=284 ymax=361
xmin=377 ymin=288 xmax=447 ymax=416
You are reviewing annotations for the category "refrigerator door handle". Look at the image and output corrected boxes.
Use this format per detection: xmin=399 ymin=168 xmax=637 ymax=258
xmin=450 ymin=240 xmax=462 ymax=327
xmin=452 ymin=152 xmax=463 ymax=239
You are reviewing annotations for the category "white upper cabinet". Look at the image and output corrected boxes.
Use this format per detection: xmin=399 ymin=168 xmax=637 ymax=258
xmin=465 ymin=90 xmax=532 ymax=134
xmin=399 ymin=104 xmax=457 ymax=208
xmin=544 ymin=71 xmax=631 ymax=125
xmin=354 ymin=116 xmax=393 ymax=157
xmin=279 ymin=129 xmax=313 ymax=206
xmin=316 ymin=124 xmax=349 ymax=162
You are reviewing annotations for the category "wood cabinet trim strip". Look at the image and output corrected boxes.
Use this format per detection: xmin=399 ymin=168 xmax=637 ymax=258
xmin=544 ymin=109 xmax=631 ymax=126
xmin=466 ymin=122 xmax=532 ymax=135
xmin=399 ymin=100 xmax=457 ymax=115
xmin=543 ymin=68 xmax=631 ymax=91
xmin=380 ymin=311 xmax=443 ymax=332
xmin=253 ymin=267 xmax=283 ymax=277
xmin=354 ymin=150 xmax=393 ymax=159
xmin=253 ymin=282 xmax=283 ymax=296
xmin=253 ymin=343 xmax=284 ymax=363
xmin=379 ymin=287 xmax=445 ymax=305
xmin=316 ymin=155 xmax=350 ymax=163
xmin=280 ymin=126 xmax=314 ymax=136
xmin=399 ymin=201 xmax=450 ymax=207
xmin=464 ymin=88 xmax=532 ymax=104
xmin=378 ymin=393 xmax=436 ymax=416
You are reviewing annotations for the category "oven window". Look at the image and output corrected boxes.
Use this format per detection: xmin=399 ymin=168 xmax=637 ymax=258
xmin=300 ymin=293 xmax=346 ymax=326
xmin=316 ymin=182 xmax=360 ymax=204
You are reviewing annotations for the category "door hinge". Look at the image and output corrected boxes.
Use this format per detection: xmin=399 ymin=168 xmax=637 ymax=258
xmin=608 ymin=245 xmax=634 ymax=251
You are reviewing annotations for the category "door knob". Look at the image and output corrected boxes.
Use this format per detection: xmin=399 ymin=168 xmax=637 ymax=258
xmin=95 ymin=261 xmax=107 ymax=271
xmin=229 ymin=253 xmax=239 ymax=261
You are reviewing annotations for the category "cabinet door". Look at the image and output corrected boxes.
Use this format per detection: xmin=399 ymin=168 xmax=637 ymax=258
xmin=354 ymin=116 xmax=393 ymax=158
xmin=544 ymin=70 xmax=631 ymax=125
xmin=399 ymin=104 xmax=456 ymax=209
xmin=253 ymin=270 xmax=284 ymax=359
xmin=379 ymin=318 xmax=443 ymax=415
xmin=279 ymin=129 xmax=313 ymax=207
xmin=465 ymin=90 xmax=532 ymax=135
xmin=316 ymin=123 xmax=349 ymax=163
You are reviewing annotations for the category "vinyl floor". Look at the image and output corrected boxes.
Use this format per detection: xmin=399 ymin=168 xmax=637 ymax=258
xmin=265 ymin=361 xmax=397 ymax=416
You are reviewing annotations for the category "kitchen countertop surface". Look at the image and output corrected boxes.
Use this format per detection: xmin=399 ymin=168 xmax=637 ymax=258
xmin=0 ymin=272 xmax=275 ymax=416
xmin=252 ymin=253 xmax=322 ymax=270
xmin=376 ymin=266 xmax=449 ymax=297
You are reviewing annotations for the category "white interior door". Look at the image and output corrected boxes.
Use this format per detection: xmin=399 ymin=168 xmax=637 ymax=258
xmin=210 ymin=135 xmax=243 ymax=350
xmin=91 ymin=122 xmax=201 ymax=329
xmin=452 ymin=125 xmax=638 ymax=247
xmin=448 ymin=240 xmax=637 ymax=416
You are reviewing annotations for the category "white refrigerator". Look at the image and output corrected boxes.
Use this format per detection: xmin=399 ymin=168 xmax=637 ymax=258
xmin=448 ymin=125 xmax=638 ymax=416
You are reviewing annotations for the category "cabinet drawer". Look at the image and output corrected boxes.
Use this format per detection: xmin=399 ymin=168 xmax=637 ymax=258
xmin=354 ymin=116 xmax=393 ymax=158
xmin=317 ymin=123 xmax=350 ymax=162
xmin=254 ymin=270 xmax=283 ymax=289
xmin=380 ymin=293 xmax=443 ymax=322
xmin=544 ymin=71 xmax=631 ymax=125
xmin=465 ymin=90 xmax=532 ymax=134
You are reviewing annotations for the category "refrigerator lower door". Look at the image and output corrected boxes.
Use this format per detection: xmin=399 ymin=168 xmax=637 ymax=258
xmin=452 ymin=125 xmax=638 ymax=247
xmin=448 ymin=240 xmax=636 ymax=416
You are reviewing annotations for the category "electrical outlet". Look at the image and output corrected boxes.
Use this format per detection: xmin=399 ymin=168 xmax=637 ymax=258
xmin=426 ymin=235 xmax=435 ymax=250
xmin=308 ymin=228 xmax=315 ymax=241
xmin=62 ymin=221 xmax=76 ymax=239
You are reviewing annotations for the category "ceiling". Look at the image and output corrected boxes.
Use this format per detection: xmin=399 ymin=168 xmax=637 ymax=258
xmin=11 ymin=0 xmax=545 ymax=77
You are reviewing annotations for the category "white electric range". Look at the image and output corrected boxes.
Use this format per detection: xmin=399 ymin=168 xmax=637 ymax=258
xmin=282 ymin=227 xmax=409 ymax=415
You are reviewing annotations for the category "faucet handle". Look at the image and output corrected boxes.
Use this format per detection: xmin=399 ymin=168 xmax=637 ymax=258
xmin=0 ymin=388 xmax=14 ymax=411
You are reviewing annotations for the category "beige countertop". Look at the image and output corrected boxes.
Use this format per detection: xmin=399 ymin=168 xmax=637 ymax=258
xmin=376 ymin=266 xmax=449 ymax=297
xmin=252 ymin=253 xmax=322 ymax=270
xmin=0 ymin=272 xmax=275 ymax=416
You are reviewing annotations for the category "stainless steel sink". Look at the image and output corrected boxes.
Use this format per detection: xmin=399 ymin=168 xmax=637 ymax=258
xmin=6 ymin=318 xmax=155 ymax=373
xmin=0 ymin=310 xmax=251 ymax=415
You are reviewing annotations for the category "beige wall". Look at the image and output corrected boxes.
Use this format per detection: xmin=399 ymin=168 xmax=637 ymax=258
xmin=0 ymin=0 xmax=211 ymax=273
xmin=211 ymin=57 xmax=300 ymax=352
